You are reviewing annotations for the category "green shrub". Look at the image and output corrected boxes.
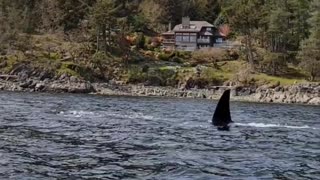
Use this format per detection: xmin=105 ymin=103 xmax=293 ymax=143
xmin=175 ymin=51 xmax=192 ymax=59
xmin=145 ymin=75 xmax=163 ymax=86
xmin=127 ymin=67 xmax=147 ymax=83
xmin=158 ymin=53 xmax=171 ymax=61
xmin=171 ymin=56 xmax=183 ymax=63
xmin=57 ymin=62 xmax=80 ymax=77
xmin=157 ymin=68 xmax=178 ymax=86
xmin=192 ymin=48 xmax=228 ymax=64
xmin=135 ymin=33 xmax=145 ymax=49
xmin=201 ymin=67 xmax=227 ymax=85
xmin=131 ymin=14 xmax=148 ymax=32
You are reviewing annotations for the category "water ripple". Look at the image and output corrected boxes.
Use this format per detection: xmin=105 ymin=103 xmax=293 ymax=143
xmin=0 ymin=92 xmax=319 ymax=179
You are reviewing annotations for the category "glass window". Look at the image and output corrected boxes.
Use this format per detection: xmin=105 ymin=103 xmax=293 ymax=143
xmin=182 ymin=35 xmax=189 ymax=42
xmin=190 ymin=36 xmax=196 ymax=42
xmin=176 ymin=36 xmax=182 ymax=42
xmin=216 ymin=38 xmax=223 ymax=43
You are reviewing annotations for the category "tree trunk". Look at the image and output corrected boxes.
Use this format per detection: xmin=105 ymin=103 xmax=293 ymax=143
xmin=272 ymin=60 xmax=276 ymax=76
xmin=246 ymin=34 xmax=255 ymax=70
xmin=96 ymin=29 xmax=100 ymax=52
xmin=310 ymin=67 xmax=315 ymax=81
xmin=101 ymin=24 xmax=107 ymax=53
xmin=108 ymin=23 xmax=112 ymax=52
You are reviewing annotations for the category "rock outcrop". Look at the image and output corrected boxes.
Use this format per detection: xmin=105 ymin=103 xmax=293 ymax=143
xmin=0 ymin=79 xmax=319 ymax=105
xmin=254 ymin=83 xmax=320 ymax=105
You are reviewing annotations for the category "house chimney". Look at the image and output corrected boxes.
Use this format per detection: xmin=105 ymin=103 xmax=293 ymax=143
xmin=182 ymin=17 xmax=190 ymax=29
xmin=168 ymin=22 xmax=172 ymax=31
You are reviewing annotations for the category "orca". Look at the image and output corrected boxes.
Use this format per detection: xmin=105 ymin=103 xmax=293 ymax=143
xmin=212 ymin=89 xmax=233 ymax=131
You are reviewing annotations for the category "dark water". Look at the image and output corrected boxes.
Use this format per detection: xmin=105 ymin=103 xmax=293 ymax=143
xmin=0 ymin=92 xmax=319 ymax=180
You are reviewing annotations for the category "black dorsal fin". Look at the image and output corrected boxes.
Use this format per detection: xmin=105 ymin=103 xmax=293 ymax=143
xmin=212 ymin=89 xmax=233 ymax=127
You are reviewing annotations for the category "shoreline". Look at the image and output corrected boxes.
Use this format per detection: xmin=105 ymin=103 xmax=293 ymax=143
xmin=1 ymin=79 xmax=319 ymax=105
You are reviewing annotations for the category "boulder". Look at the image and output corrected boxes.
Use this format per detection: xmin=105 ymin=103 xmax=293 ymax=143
xmin=35 ymin=82 xmax=46 ymax=91
xmin=309 ymin=97 xmax=320 ymax=105
xmin=19 ymin=80 xmax=33 ymax=88
xmin=47 ymin=82 xmax=95 ymax=93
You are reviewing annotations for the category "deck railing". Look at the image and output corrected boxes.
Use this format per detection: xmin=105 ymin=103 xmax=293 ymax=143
xmin=163 ymin=39 xmax=175 ymax=43
xmin=197 ymin=39 xmax=210 ymax=43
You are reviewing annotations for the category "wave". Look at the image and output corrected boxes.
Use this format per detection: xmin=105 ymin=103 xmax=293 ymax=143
xmin=58 ymin=111 xmax=318 ymax=130
xmin=59 ymin=110 xmax=96 ymax=118
xmin=105 ymin=112 xmax=157 ymax=120
xmin=59 ymin=110 xmax=158 ymax=120
xmin=234 ymin=123 xmax=318 ymax=130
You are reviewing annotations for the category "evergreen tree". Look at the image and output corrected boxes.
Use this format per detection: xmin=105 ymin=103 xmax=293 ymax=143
xmin=298 ymin=0 xmax=320 ymax=81
xmin=159 ymin=0 xmax=183 ymax=25
xmin=90 ymin=0 xmax=118 ymax=53
xmin=223 ymin=0 xmax=266 ymax=69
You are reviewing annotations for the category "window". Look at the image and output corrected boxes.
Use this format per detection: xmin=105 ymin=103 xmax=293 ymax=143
xmin=190 ymin=36 xmax=196 ymax=42
xmin=216 ymin=38 xmax=223 ymax=43
xmin=182 ymin=35 xmax=189 ymax=42
xmin=176 ymin=36 xmax=182 ymax=42
xmin=206 ymin=27 xmax=212 ymax=31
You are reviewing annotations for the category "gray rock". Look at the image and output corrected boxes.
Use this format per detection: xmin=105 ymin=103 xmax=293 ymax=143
xmin=35 ymin=83 xmax=46 ymax=91
xmin=309 ymin=97 xmax=320 ymax=105
xmin=69 ymin=76 xmax=79 ymax=83
xmin=39 ymin=71 xmax=52 ymax=81
xmin=19 ymin=80 xmax=33 ymax=88
xmin=48 ymin=82 xmax=95 ymax=93
xmin=274 ymin=86 xmax=282 ymax=92
xmin=59 ymin=73 xmax=69 ymax=81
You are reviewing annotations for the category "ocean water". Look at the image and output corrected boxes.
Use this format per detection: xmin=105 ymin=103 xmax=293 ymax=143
xmin=0 ymin=92 xmax=319 ymax=179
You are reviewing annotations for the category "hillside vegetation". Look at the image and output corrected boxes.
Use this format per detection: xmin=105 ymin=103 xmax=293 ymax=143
xmin=0 ymin=0 xmax=319 ymax=87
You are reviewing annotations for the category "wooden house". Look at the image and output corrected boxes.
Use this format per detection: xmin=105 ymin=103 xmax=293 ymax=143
xmin=162 ymin=17 xmax=228 ymax=51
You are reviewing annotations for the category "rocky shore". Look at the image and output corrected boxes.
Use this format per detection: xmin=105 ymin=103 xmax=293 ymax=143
xmin=1 ymin=78 xmax=319 ymax=105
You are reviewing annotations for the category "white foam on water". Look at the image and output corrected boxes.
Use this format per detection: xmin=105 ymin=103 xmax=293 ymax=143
xmin=59 ymin=110 xmax=158 ymax=120
xmin=105 ymin=112 xmax=158 ymax=120
xmin=234 ymin=123 xmax=318 ymax=130
xmin=59 ymin=110 xmax=97 ymax=118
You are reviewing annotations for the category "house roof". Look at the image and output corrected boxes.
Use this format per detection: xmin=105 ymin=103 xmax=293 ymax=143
xmin=200 ymin=31 xmax=213 ymax=36
xmin=173 ymin=21 xmax=214 ymax=32
xmin=162 ymin=31 xmax=175 ymax=35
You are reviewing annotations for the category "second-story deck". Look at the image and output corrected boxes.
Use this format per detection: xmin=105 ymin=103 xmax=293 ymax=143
xmin=163 ymin=39 xmax=175 ymax=43
xmin=197 ymin=39 xmax=210 ymax=43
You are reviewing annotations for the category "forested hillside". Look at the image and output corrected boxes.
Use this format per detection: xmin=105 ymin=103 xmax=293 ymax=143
xmin=0 ymin=0 xmax=319 ymax=84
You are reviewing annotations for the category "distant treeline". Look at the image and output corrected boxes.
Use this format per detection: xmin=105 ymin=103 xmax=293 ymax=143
xmin=0 ymin=0 xmax=319 ymax=80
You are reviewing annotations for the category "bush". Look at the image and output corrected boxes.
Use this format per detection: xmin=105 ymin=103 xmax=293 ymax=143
xmin=175 ymin=51 xmax=192 ymax=59
xmin=227 ymin=49 xmax=240 ymax=60
xmin=200 ymin=67 xmax=226 ymax=85
xmin=127 ymin=67 xmax=147 ymax=83
xmin=185 ymin=77 xmax=210 ymax=89
xmin=232 ymin=67 xmax=255 ymax=86
xmin=157 ymin=68 xmax=177 ymax=86
xmin=131 ymin=14 xmax=148 ymax=32
xmin=158 ymin=53 xmax=171 ymax=61
xmin=145 ymin=75 xmax=163 ymax=86
xmin=151 ymin=37 xmax=161 ymax=48
xmin=171 ymin=56 xmax=183 ymax=63
xmin=259 ymin=51 xmax=288 ymax=75
xmin=135 ymin=33 xmax=145 ymax=49
xmin=146 ymin=68 xmax=178 ymax=86
xmin=192 ymin=48 xmax=228 ymax=64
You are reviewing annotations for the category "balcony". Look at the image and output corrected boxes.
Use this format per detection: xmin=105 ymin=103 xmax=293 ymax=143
xmin=163 ymin=39 xmax=175 ymax=43
xmin=197 ymin=39 xmax=210 ymax=43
